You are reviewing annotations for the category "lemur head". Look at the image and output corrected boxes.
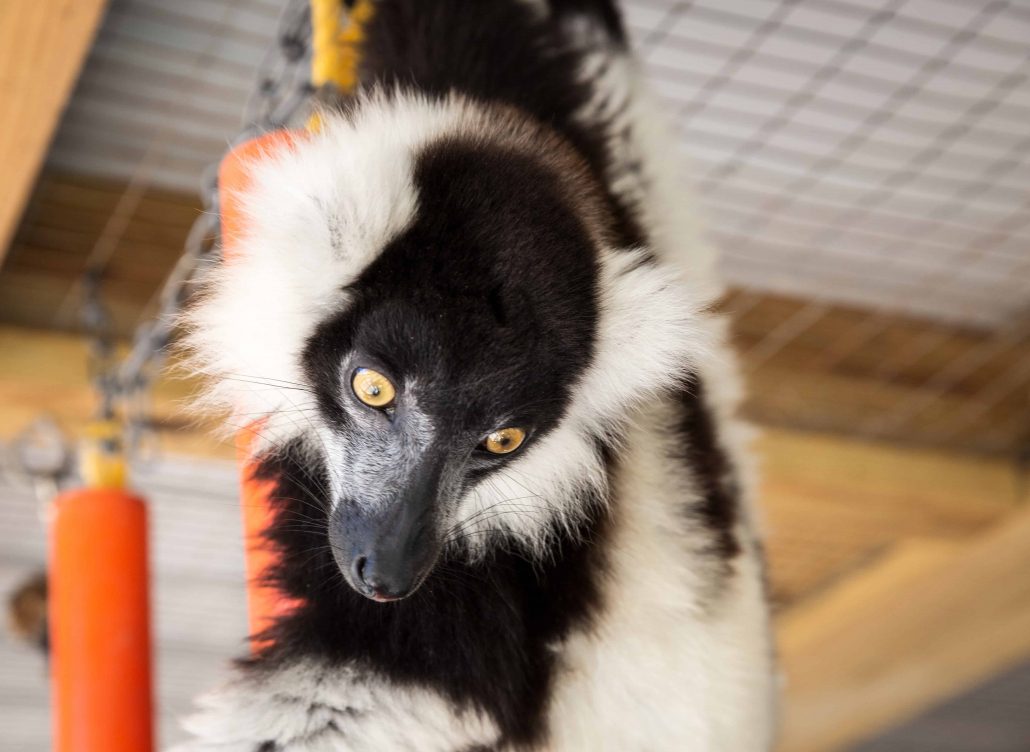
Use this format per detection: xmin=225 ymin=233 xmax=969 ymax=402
xmin=187 ymin=92 xmax=708 ymax=601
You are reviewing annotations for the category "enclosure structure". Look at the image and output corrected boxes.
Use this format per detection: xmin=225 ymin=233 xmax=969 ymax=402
xmin=0 ymin=0 xmax=1028 ymax=750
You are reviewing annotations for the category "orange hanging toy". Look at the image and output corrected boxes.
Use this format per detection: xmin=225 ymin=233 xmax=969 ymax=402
xmin=49 ymin=421 xmax=154 ymax=752
xmin=224 ymin=0 xmax=374 ymax=650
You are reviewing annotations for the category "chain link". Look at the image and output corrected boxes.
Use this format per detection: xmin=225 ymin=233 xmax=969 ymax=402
xmin=109 ymin=0 xmax=323 ymax=458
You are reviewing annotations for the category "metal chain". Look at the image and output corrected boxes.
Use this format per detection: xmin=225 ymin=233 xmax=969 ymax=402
xmin=80 ymin=269 xmax=117 ymax=421
xmin=110 ymin=0 xmax=322 ymax=459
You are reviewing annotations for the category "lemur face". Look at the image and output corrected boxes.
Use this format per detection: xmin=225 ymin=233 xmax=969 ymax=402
xmin=187 ymin=94 xmax=706 ymax=601
xmin=302 ymin=140 xmax=598 ymax=600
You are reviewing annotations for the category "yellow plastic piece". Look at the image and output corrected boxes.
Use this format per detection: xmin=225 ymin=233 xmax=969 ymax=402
xmin=80 ymin=419 xmax=127 ymax=489
xmin=309 ymin=0 xmax=375 ymax=104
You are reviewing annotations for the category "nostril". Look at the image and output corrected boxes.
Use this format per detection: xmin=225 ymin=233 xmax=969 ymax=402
xmin=352 ymin=555 xmax=368 ymax=586
xmin=347 ymin=551 xmax=415 ymax=601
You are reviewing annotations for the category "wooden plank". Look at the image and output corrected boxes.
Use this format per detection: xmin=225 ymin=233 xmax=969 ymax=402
xmin=0 ymin=173 xmax=202 ymax=333
xmin=757 ymin=427 xmax=1018 ymax=607
xmin=777 ymin=509 xmax=1030 ymax=752
xmin=724 ymin=290 xmax=1009 ymax=388
xmin=35 ymin=171 xmax=202 ymax=213
xmin=744 ymin=360 xmax=1027 ymax=456
xmin=0 ymin=267 xmax=161 ymax=335
xmin=724 ymin=289 xmax=1030 ymax=402
xmin=776 ymin=538 xmax=963 ymax=650
xmin=0 ymin=0 xmax=108 ymax=259
xmin=725 ymin=290 xmax=1030 ymax=456
xmin=0 ymin=325 xmax=232 ymax=460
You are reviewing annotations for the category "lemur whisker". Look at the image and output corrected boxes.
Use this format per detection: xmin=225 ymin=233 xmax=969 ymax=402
xmin=227 ymin=372 xmax=318 ymax=391
xmin=217 ymin=375 xmax=316 ymax=394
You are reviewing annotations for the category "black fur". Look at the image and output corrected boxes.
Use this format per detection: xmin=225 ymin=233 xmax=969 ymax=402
xmin=253 ymin=440 xmax=612 ymax=749
xmin=355 ymin=0 xmax=645 ymax=247
xmin=302 ymin=135 xmax=601 ymax=488
xmin=349 ymin=136 xmax=597 ymax=422
xmin=678 ymin=377 xmax=741 ymax=561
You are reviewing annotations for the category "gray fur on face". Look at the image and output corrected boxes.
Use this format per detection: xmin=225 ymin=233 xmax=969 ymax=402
xmin=326 ymin=371 xmax=438 ymax=514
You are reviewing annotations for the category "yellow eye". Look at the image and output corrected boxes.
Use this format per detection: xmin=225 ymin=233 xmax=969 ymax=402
xmin=352 ymin=368 xmax=396 ymax=408
xmin=482 ymin=427 xmax=526 ymax=455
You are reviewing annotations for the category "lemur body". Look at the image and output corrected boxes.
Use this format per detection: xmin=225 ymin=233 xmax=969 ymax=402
xmin=179 ymin=1 xmax=777 ymax=749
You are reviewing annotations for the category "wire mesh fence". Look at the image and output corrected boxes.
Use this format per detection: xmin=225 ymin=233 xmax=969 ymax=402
xmin=0 ymin=0 xmax=1027 ymax=456
xmin=637 ymin=0 xmax=1030 ymax=456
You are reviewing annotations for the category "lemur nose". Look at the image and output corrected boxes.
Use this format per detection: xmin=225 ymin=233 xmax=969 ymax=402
xmin=351 ymin=554 xmax=407 ymax=602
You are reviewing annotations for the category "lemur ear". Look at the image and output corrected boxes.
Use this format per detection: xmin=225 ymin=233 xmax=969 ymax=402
xmin=576 ymin=249 xmax=711 ymax=426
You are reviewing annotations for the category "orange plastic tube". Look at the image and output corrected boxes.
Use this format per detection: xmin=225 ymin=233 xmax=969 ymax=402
xmin=219 ymin=131 xmax=306 ymax=648
xmin=49 ymin=488 xmax=153 ymax=752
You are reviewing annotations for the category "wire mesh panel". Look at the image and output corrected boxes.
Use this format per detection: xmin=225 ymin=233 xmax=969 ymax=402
xmin=623 ymin=0 xmax=1030 ymax=455
xmin=0 ymin=0 xmax=1027 ymax=458
xmin=631 ymin=0 xmax=1029 ymax=320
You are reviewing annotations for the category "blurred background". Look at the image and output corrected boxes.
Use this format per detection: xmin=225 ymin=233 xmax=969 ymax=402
xmin=1 ymin=0 xmax=1028 ymax=749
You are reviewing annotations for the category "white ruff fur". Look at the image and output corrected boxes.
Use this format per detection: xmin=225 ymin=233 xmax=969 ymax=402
xmin=179 ymin=13 xmax=775 ymax=751
xmin=171 ymin=661 xmax=499 ymax=751
xmin=184 ymin=94 xmax=458 ymax=451
xmin=548 ymin=20 xmax=777 ymax=748
xmin=546 ymin=403 xmax=776 ymax=751
xmin=452 ymin=246 xmax=713 ymax=555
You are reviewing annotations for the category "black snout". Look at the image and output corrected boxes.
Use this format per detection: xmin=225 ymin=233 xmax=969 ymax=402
xmin=351 ymin=551 xmax=420 ymax=602
xmin=330 ymin=473 xmax=441 ymax=602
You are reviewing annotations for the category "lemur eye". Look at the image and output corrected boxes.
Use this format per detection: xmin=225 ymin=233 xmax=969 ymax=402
xmin=482 ymin=427 xmax=526 ymax=455
xmin=352 ymin=368 xmax=396 ymax=409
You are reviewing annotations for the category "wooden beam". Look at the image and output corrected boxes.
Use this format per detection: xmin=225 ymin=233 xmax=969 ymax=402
xmin=0 ymin=325 xmax=232 ymax=460
xmin=756 ymin=427 xmax=1018 ymax=606
xmin=0 ymin=0 xmax=108 ymax=259
xmin=777 ymin=508 xmax=1030 ymax=752
xmin=725 ymin=290 xmax=1030 ymax=456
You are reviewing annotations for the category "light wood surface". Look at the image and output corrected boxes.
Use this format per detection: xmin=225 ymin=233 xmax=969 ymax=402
xmin=777 ymin=508 xmax=1030 ymax=752
xmin=756 ymin=427 xmax=1018 ymax=606
xmin=727 ymin=291 xmax=1030 ymax=456
xmin=0 ymin=325 xmax=232 ymax=460
xmin=0 ymin=0 xmax=108 ymax=258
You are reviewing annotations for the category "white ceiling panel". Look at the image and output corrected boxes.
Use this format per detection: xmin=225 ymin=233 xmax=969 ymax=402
xmin=41 ymin=0 xmax=1030 ymax=329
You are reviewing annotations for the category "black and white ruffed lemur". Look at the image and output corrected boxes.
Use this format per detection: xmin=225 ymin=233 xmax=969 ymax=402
xmin=178 ymin=1 xmax=777 ymax=749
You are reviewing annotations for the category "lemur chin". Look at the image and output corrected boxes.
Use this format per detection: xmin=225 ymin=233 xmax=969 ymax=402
xmin=179 ymin=1 xmax=777 ymax=749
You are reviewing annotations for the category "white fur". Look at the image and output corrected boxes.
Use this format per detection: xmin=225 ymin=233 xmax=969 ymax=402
xmin=569 ymin=22 xmax=770 ymax=541
xmin=171 ymin=661 xmax=498 ymax=751
xmin=184 ymin=94 xmax=472 ymax=452
xmin=452 ymin=247 xmax=714 ymax=555
xmin=546 ymin=403 xmax=776 ymax=751
xmin=539 ymin=15 xmax=777 ymax=750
